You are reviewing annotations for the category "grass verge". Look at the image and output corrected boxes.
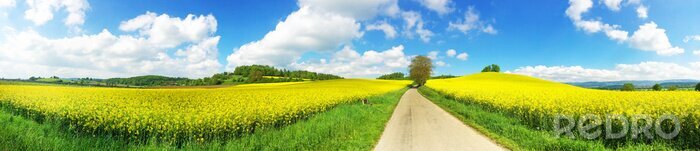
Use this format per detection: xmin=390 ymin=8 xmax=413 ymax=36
xmin=0 ymin=88 xmax=407 ymax=150
xmin=418 ymin=87 xmax=675 ymax=151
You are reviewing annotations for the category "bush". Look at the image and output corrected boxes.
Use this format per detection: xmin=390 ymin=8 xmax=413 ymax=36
xmin=696 ymin=83 xmax=700 ymax=91
xmin=669 ymin=85 xmax=678 ymax=91
xmin=652 ymin=84 xmax=661 ymax=91
xmin=621 ymin=83 xmax=635 ymax=91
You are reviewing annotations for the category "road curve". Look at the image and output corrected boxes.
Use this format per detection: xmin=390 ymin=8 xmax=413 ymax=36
xmin=374 ymin=89 xmax=507 ymax=151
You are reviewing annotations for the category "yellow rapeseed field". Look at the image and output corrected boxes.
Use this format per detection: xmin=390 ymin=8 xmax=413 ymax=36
xmin=0 ymin=79 xmax=409 ymax=143
xmin=426 ymin=73 xmax=700 ymax=141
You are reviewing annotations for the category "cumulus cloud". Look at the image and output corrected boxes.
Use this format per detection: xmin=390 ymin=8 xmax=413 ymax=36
xmin=684 ymin=35 xmax=700 ymax=43
xmin=446 ymin=49 xmax=456 ymax=57
xmin=602 ymin=0 xmax=623 ymax=11
xmin=427 ymin=50 xmax=439 ymax=60
xmin=0 ymin=0 xmax=15 ymax=8
xmin=509 ymin=62 xmax=700 ymax=82
xmin=298 ymin=0 xmax=399 ymax=20
xmin=435 ymin=61 xmax=447 ymax=67
xmin=693 ymin=50 xmax=700 ymax=56
xmin=565 ymin=0 xmax=682 ymax=56
xmin=636 ymin=5 xmax=648 ymax=19
xmin=456 ymin=52 xmax=468 ymax=60
xmin=24 ymin=0 xmax=89 ymax=27
xmin=447 ymin=6 xmax=496 ymax=35
xmin=366 ymin=21 xmax=397 ymax=39
xmin=290 ymin=45 xmax=411 ymax=77
xmin=401 ymin=11 xmax=433 ymax=42
xmin=0 ymin=12 xmax=222 ymax=78
xmin=628 ymin=22 xmax=684 ymax=56
xmin=226 ymin=0 xmax=398 ymax=70
xmin=226 ymin=7 xmax=361 ymax=69
xmin=416 ymin=0 xmax=453 ymax=15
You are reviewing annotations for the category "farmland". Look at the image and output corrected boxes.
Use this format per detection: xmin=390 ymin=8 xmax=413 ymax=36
xmin=425 ymin=73 xmax=700 ymax=149
xmin=0 ymin=79 xmax=410 ymax=146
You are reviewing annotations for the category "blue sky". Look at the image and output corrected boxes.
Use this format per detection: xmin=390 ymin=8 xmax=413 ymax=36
xmin=0 ymin=0 xmax=699 ymax=82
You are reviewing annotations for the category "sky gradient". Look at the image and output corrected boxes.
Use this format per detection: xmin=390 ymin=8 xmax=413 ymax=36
xmin=0 ymin=0 xmax=699 ymax=82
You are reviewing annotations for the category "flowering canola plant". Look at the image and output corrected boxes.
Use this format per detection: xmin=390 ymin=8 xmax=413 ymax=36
xmin=426 ymin=73 xmax=700 ymax=142
xmin=0 ymin=79 xmax=409 ymax=143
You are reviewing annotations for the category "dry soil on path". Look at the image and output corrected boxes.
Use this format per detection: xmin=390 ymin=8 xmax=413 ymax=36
xmin=374 ymin=89 xmax=507 ymax=151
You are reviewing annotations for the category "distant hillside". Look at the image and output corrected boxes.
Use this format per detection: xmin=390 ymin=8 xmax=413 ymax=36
xmin=567 ymin=79 xmax=700 ymax=89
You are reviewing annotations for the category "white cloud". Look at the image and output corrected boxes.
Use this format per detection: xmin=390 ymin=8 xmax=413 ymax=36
xmin=0 ymin=0 xmax=15 ymax=8
xmin=427 ymin=50 xmax=439 ymax=60
xmin=566 ymin=0 xmax=682 ymax=56
xmin=510 ymin=62 xmax=700 ymax=82
xmin=628 ymin=22 xmax=684 ymax=56
xmin=482 ymin=24 xmax=498 ymax=34
xmin=119 ymin=12 xmax=218 ymax=48
xmin=435 ymin=61 xmax=447 ymax=67
xmin=447 ymin=6 xmax=496 ymax=35
xmin=226 ymin=7 xmax=361 ymax=69
xmin=456 ymin=52 xmax=468 ymax=60
xmin=401 ymin=11 xmax=433 ymax=42
xmin=446 ymin=49 xmax=456 ymax=57
xmin=684 ymin=35 xmax=700 ymax=43
xmin=366 ymin=21 xmax=397 ymax=39
xmin=693 ymin=50 xmax=700 ymax=56
xmin=290 ymin=45 xmax=410 ymax=77
xmin=416 ymin=0 xmax=452 ymax=15
xmin=226 ymin=0 xmax=398 ymax=70
xmin=602 ymin=0 xmax=623 ymax=11
xmin=636 ymin=5 xmax=648 ymax=19
xmin=24 ymin=0 xmax=89 ymax=26
xmin=298 ymin=0 xmax=399 ymax=20
xmin=565 ymin=0 xmax=593 ymax=21
xmin=0 ymin=12 xmax=222 ymax=79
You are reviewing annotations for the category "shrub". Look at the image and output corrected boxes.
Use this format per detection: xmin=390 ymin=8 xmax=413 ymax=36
xmin=652 ymin=84 xmax=661 ymax=91
xmin=669 ymin=85 xmax=678 ymax=91
xmin=621 ymin=83 xmax=635 ymax=91
xmin=696 ymin=83 xmax=700 ymax=91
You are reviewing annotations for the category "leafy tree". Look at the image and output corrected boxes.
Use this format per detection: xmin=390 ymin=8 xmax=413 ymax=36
xmin=247 ymin=70 xmax=263 ymax=83
xmin=409 ymin=56 xmax=432 ymax=87
xmin=377 ymin=72 xmax=405 ymax=80
xmin=481 ymin=66 xmax=492 ymax=72
xmin=668 ymin=85 xmax=678 ymax=91
xmin=652 ymin=84 xmax=662 ymax=91
xmin=481 ymin=64 xmax=501 ymax=72
xmin=621 ymin=83 xmax=635 ymax=91
xmin=696 ymin=83 xmax=700 ymax=91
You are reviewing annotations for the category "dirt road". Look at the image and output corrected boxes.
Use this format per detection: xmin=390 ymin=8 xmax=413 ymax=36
xmin=374 ymin=89 xmax=507 ymax=151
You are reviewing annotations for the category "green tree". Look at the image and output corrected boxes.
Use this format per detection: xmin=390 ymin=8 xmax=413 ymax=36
xmin=377 ymin=72 xmax=405 ymax=80
xmin=696 ymin=83 xmax=700 ymax=91
xmin=652 ymin=84 xmax=662 ymax=91
xmin=409 ymin=56 xmax=432 ymax=87
xmin=668 ymin=85 xmax=678 ymax=91
xmin=247 ymin=70 xmax=263 ymax=83
xmin=621 ymin=83 xmax=635 ymax=91
xmin=481 ymin=64 xmax=501 ymax=72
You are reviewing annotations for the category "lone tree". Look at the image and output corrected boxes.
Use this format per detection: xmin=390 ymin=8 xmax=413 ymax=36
xmin=696 ymin=83 xmax=700 ymax=91
xmin=652 ymin=84 xmax=662 ymax=91
xmin=481 ymin=64 xmax=501 ymax=72
xmin=621 ymin=83 xmax=635 ymax=91
xmin=409 ymin=55 xmax=432 ymax=87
